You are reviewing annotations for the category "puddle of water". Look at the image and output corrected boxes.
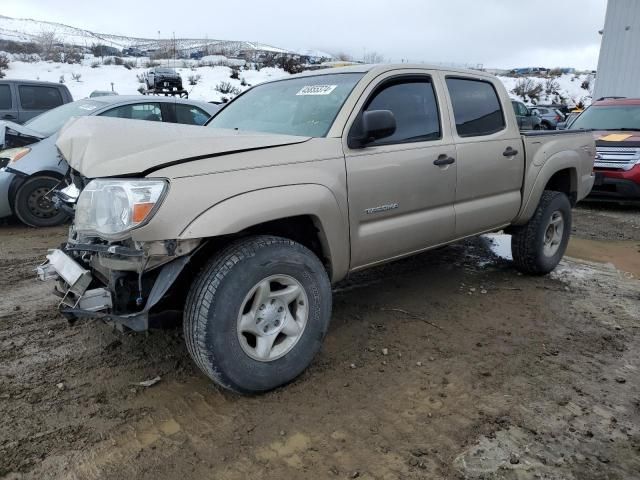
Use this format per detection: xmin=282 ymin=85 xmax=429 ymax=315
xmin=567 ymin=238 xmax=639 ymax=278
xmin=482 ymin=233 xmax=639 ymax=279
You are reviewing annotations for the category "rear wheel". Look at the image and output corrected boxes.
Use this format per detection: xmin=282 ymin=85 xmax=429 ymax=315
xmin=184 ymin=235 xmax=332 ymax=394
xmin=14 ymin=175 xmax=69 ymax=227
xmin=511 ymin=191 xmax=572 ymax=275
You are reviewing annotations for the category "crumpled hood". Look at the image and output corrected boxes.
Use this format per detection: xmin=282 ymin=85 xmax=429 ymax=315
xmin=56 ymin=116 xmax=311 ymax=178
xmin=0 ymin=120 xmax=45 ymax=149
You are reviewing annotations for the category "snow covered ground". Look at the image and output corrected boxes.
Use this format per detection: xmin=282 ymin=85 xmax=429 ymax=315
xmin=1 ymin=56 xmax=289 ymax=102
xmin=1 ymin=53 xmax=595 ymax=107
xmin=499 ymin=72 xmax=595 ymax=107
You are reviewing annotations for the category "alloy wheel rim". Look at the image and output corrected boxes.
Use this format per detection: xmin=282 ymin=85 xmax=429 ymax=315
xmin=236 ymin=274 xmax=309 ymax=362
xmin=543 ymin=211 xmax=564 ymax=257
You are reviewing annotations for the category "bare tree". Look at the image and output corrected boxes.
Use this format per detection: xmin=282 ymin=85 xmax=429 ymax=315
xmin=0 ymin=53 xmax=9 ymax=78
xmin=512 ymin=78 xmax=543 ymax=103
xmin=362 ymin=51 xmax=384 ymax=64
xmin=35 ymin=30 xmax=58 ymax=59
xmin=334 ymin=52 xmax=353 ymax=62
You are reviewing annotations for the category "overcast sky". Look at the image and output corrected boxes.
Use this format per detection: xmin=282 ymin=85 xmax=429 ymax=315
xmin=2 ymin=0 xmax=607 ymax=69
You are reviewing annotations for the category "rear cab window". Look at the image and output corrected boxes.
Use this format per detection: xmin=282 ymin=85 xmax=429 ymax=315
xmin=445 ymin=77 xmax=505 ymax=137
xmin=0 ymin=84 xmax=12 ymax=109
xmin=18 ymin=85 xmax=64 ymax=110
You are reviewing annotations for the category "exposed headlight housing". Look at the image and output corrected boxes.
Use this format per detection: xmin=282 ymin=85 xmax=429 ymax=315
xmin=75 ymin=179 xmax=168 ymax=238
xmin=0 ymin=147 xmax=31 ymax=168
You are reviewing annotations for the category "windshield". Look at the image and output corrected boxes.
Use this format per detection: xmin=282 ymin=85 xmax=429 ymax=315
xmin=208 ymin=73 xmax=364 ymax=137
xmin=24 ymin=99 xmax=103 ymax=136
xmin=570 ymin=105 xmax=640 ymax=131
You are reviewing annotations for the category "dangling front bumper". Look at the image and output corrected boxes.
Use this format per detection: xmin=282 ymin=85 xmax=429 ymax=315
xmin=37 ymin=247 xmax=194 ymax=331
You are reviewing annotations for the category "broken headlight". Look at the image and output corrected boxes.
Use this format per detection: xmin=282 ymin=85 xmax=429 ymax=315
xmin=0 ymin=147 xmax=31 ymax=168
xmin=74 ymin=179 xmax=168 ymax=238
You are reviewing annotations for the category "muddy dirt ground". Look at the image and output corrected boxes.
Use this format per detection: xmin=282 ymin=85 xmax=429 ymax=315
xmin=1 ymin=203 xmax=639 ymax=480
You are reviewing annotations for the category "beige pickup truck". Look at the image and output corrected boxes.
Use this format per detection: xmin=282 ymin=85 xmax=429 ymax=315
xmin=39 ymin=64 xmax=595 ymax=393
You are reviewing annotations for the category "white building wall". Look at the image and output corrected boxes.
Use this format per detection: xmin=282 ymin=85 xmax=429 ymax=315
xmin=593 ymin=0 xmax=640 ymax=99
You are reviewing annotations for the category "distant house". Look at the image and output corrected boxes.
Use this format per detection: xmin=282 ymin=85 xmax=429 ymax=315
xmin=593 ymin=0 xmax=640 ymax=99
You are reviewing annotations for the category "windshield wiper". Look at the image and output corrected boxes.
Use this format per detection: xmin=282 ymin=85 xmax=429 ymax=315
xmin=598 ymin=128 xmax=640 ymax=131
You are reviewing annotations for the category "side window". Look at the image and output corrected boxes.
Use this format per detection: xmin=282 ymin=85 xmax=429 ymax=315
xmin=174 ymin=104 xmax=211 ymax=125
xmin=361 ymin=78 xmax=440 ymax=145
xmin=0 ymin=85 xmax=11 ymax=109
xmin=516 ymin=102 xmax=528 ymax=116
xmin=446 ymin=77 xmax=505 ymax=137
xmin=511 ymin=101 xmax=521 ymax=116
xmin=100 ymin=103 xmax=163 ymax=121
xmin=18 ymin=85 xmax=63 ymax=110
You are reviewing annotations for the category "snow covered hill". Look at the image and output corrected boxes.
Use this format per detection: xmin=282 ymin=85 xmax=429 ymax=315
xmin=0 ymin=15 xmax=301 ymax=57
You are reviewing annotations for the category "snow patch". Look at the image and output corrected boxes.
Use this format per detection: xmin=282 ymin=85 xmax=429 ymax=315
xmin=482 ymin=233 xmax=513 ymax=261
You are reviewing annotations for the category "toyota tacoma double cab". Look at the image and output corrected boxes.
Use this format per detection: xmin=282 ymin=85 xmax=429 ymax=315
xmin=38 ymin=65 xmax=596 ymax=394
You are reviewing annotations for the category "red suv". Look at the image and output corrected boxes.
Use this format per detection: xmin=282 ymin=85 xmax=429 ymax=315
xmin=569 ymin=98 xmax=640 ymax=201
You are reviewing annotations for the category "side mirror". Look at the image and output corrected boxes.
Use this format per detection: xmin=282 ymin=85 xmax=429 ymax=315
xmin=348 ymin=110 xmax=396 ymax=148
xmin=529 ymin=109 xmax=539 ymax=117
xmin=556 ymin=122 xmax=567 ymax=130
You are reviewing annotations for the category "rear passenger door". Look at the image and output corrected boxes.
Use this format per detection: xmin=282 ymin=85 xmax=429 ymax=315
xmin=444 ymin=76 xmax=524 ymax=237
xmin=0 ymin=83 xmax=18 ymax=122
xmin=345 ymin=73 xmax=457 ymax=269
xmin=16 ymin=84 xmax=65 ymax=123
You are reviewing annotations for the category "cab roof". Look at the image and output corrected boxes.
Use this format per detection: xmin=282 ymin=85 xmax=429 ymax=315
xmin=290 ymin=63 xmax=497 ymax=80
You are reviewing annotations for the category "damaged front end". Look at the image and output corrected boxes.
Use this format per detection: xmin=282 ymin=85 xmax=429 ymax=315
xmin=37 ymin=173 xmax=200 ymax=331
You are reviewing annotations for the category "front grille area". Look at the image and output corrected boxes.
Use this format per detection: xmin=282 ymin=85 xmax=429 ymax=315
xmin=594 ymin=146 xmax=640 ymax=171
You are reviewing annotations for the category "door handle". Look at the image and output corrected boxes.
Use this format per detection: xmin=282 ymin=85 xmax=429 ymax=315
xmin=503 ymin=147 xmax=518 ymax=157
xmin=2 ymin=114 xmax=16 ymax=120
xmin=433 ymin=155 xmax=455 ymax=166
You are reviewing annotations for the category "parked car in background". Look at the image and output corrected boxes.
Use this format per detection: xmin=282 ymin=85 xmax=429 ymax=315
xmin=122 ymin=47 xmax=143 ymax=57
xmin=39 ymin=64 xmax=595 ymax=394
xmin=531 ymin=106 xmax=565 ymax=129
xmin=567 ymin=98 xmax=640 ymax=202
xmin=0 ymin=80 xmax=73 ymax=124
xmin=558 ymin=111 xmax=582 ymax=130
xmin=145 ymin=67 xmax=183 ymax=92
xmin=536 ymin=103 xmax=570 ymax=116
xmin=511 ymin=99 xmax=542 ymax=130
xmin=0 ymin=96 xmax=220 ymax=227
xmin=89 ymin=90 xmax=118 ymax=98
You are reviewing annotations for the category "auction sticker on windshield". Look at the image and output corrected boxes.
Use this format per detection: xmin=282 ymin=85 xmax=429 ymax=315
xmin=296 ymin=85 xmax=338 ymax=96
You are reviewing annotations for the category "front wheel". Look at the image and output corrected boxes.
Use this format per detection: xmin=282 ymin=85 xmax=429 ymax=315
xmin=184 ymin=235 xmax=332 ymax=394
xmin=511 ymin=191 xmax=572 ymax=275
xmin=14 ymin=175 xmax=70 ymax=228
